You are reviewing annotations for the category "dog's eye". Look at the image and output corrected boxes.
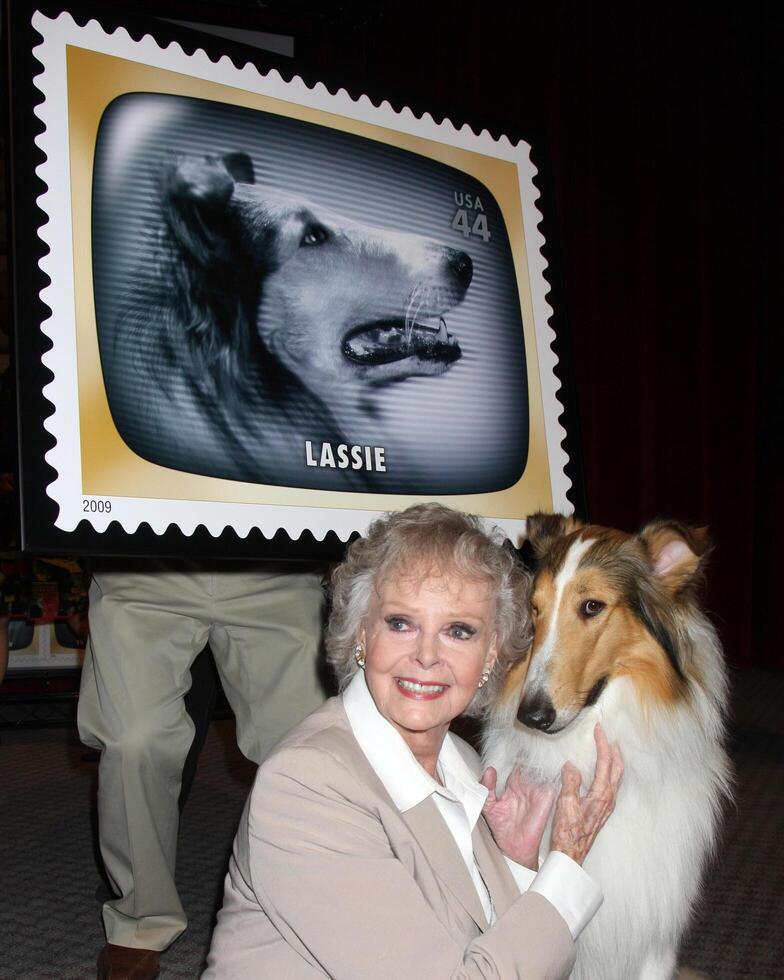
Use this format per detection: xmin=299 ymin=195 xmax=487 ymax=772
xmin=301 ymin=224 xmax=329 ymax=246
xmin=580 ymin=599 xmax=606 ymax=619
xmin=530 ymin=603 xmax=539 ymax=620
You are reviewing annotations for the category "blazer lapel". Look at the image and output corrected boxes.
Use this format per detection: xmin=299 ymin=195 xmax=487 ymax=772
xmin=401 ymin=798 xmax=489 ymax=932
xmin=472 ymin=816 xmax=522 ymax=917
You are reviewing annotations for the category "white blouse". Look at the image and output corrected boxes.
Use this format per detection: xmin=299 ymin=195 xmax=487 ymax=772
xmin=342 ymin=670 xmax=601 ymax=938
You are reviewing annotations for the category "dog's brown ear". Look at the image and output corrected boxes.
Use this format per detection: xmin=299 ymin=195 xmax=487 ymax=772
xmin=638 ymin=520 xmax=712 ymax=595
xmin=525 ymin=512 xmax=582 ymax=560
xmin=160 ymin=153 xmax=246 ymax=265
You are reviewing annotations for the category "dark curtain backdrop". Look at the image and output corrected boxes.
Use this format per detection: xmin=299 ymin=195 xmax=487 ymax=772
xmin=285 ymin=0 xmax=780 ymax=669
xmin=30 ymin=0 xmax=784 ymax=667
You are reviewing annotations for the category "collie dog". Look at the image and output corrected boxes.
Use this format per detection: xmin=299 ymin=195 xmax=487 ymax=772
xmin=482 ymin=514 xmax=731 ymax=980
xmin=107 ymin=151 xmax=471 ymax=490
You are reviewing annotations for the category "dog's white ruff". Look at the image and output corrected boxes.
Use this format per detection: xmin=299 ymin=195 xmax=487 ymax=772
xmin=482 ymin=612 xmax=730 ymax=980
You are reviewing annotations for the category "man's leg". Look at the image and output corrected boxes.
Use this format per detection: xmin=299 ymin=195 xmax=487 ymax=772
xmin=78 ymin=565 xmax=210 ymax=952
xmin=180 ymin=646 xmax=218 ymax=812
xmin=207 ymin=565 xmax=327 ymax=764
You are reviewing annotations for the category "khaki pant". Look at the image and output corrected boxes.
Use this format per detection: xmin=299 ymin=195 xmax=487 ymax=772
xmin=78 ymin=560 xmax=327 ymax=951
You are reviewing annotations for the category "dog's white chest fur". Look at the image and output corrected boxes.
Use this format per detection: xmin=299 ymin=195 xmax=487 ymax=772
xmin=483 ymin=678 xmax=729 ymax=980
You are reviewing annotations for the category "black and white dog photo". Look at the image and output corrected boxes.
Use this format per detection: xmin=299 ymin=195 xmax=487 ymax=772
xmin=93 ymin=95 xmax=528 ymax=492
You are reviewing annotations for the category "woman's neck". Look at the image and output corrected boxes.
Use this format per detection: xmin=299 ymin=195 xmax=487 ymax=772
xmin=399 ymin=724 xmax=449 ymax=780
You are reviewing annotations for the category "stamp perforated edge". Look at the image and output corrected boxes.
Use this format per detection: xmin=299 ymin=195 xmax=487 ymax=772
xmin=29 ymin=9 xmax=571 ymax=544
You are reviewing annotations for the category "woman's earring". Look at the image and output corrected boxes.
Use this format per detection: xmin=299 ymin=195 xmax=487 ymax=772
xmin=478 ymin=665 xmax=491 ymax=688
xmin=354 ymin=642 xmax=366 ymax=669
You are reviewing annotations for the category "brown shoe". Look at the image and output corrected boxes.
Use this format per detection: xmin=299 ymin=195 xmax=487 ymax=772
xmin=97 ymin=944 xmax=160 ymax=980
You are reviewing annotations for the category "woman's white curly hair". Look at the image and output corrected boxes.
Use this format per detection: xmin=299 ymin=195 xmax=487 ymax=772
xmin=326 ymin=502 xmax=532 ymax=716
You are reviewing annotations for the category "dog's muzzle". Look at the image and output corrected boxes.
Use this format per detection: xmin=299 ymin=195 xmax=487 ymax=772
xmin=343 ymin=316 xmax=462 ymax=366
xmin=517 ymin=690 xmax=558 ymax=732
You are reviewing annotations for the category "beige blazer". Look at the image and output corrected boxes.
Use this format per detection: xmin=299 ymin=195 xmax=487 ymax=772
xmin=204 ymin=697 xmax=575 ymax=979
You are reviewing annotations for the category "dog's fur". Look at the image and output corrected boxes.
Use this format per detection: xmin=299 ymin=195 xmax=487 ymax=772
xmin=482 ymin=514 xmax=731 ymax=980
xmin=107 ymin=152 xmax=472 ymax=488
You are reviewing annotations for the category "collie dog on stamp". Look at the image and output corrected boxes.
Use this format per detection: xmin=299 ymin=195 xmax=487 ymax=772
xmin=108 ymin=151 xmax=471 ymax=490
xmin=482 ymin=514 xmax=731 ymax=980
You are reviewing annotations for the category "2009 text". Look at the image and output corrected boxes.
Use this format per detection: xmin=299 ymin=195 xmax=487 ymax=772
xmin=83 ymin=499 xmax=112 ymax=513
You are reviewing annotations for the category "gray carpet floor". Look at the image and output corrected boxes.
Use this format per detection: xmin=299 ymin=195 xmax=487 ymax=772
xmin=1 ymin=667 xmax=783 ymax=979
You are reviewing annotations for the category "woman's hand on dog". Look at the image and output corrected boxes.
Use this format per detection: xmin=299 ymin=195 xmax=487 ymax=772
xmin=550 ymin=723 xmax=624 ymax=866
xmin=480 ymin=766 xmax=556 ymax=870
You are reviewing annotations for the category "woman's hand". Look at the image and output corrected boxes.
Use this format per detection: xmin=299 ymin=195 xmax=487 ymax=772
xmin=480 ymin=766 xmax=556 ymax=870
xmin=550 ymin=723 xmax=623 ymax=866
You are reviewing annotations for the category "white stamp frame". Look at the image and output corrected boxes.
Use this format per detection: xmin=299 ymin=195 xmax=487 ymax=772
xmin=10 ymin=4 xmax=576 ymax=553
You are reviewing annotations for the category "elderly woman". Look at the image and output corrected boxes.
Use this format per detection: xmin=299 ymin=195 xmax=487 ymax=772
xmin=205 ymin=504 xmax=622 ymax=979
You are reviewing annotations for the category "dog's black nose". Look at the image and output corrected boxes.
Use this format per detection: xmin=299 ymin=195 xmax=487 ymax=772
xmin=448 ymin=249 xmax=473 ymax=289
xmin=517 ymin=691 xmax=557 ymax=732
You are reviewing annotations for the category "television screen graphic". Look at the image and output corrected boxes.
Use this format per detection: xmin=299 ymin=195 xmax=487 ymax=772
xmin=92 ymin=93 xmax=528 ymax=495
xmin=7 ymin=6 xmax=576 ymax=550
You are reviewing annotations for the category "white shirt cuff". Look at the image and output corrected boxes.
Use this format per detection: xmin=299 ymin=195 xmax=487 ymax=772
xmin=506 ymin=851 xmax=603 ymax=939
xmin=504 ymin=855 xmax=537 ymax=892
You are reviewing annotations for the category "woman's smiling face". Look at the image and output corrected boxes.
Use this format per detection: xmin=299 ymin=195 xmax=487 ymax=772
xmin=361 ymin=568 xmax=497 ymax=763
